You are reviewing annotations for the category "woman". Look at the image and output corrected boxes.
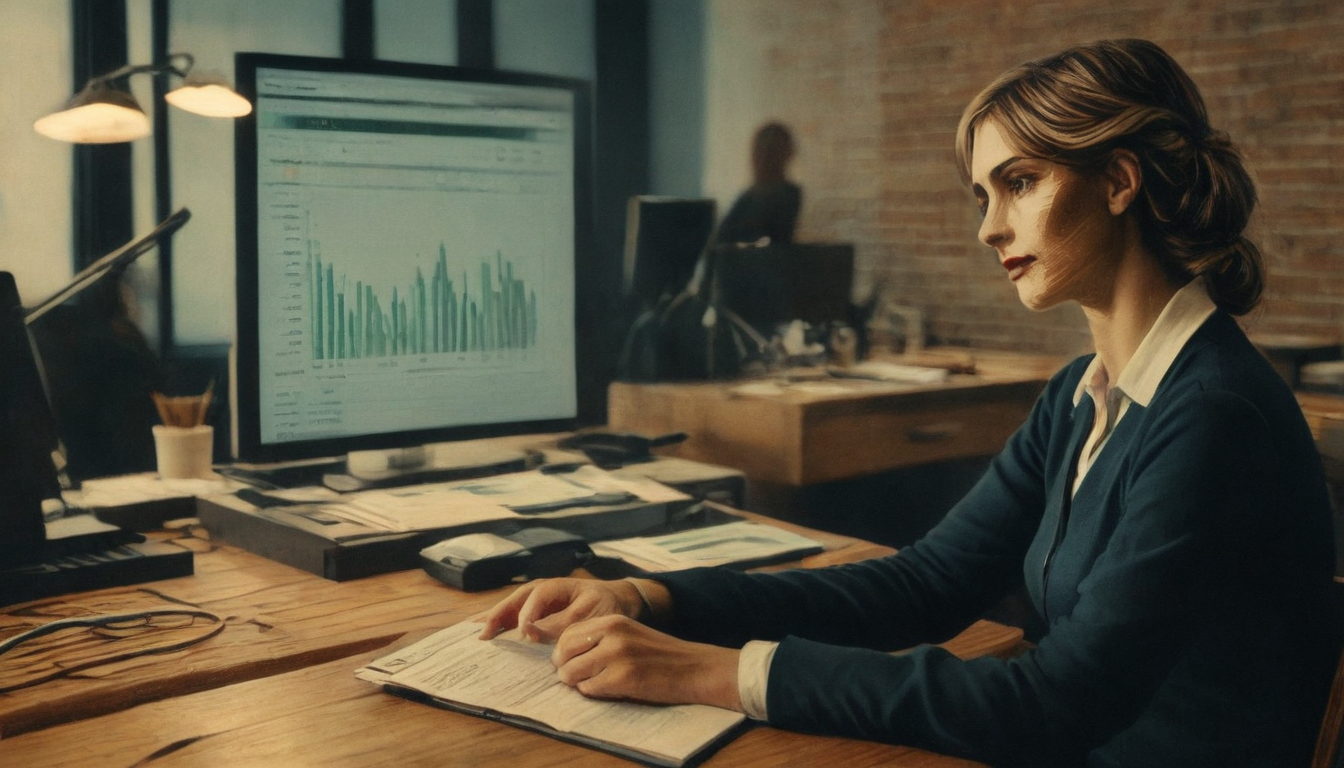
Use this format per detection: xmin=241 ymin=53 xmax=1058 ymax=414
xmin=481 ymin=40 xmax=1335 ymax=766
xmin=714 ymin=121 xmax=802 ymax=246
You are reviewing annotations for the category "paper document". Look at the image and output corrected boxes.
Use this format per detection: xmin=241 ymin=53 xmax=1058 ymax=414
xmin=591 ymin=521 xmax=824 ymax=572
xmin=358 ymin=621 xmax=744 ymax=767
xmin=66 ymin=472 xmax=242 ymax=508
xmin=292 ymin=466 xmax=688 ymax=534
xmin=831 ymin=361 xmax=950 ymax=384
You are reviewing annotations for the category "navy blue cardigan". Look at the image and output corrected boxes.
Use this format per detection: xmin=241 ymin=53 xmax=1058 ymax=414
xmin=655 ymin=311 xmax=1336 ymax=766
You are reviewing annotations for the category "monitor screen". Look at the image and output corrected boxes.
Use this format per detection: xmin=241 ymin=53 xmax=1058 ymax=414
xmin=624 ymin=197 xmax=716 ymax=305
xmin=234 ymin=54 xmax=591 ymax=463
xmin=0 ymin=272 xmax=56 ymax=563
xmin=710 ymin=243 xmax=855 ymax=334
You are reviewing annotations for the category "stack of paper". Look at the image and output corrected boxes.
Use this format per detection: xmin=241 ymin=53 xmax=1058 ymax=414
xmin=591 ymin=520 xmax=823 ymax=572
xmin=358 ymin=621 xmax=744 ymax=766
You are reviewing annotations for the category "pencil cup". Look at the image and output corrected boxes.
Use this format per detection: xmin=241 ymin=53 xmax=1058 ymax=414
xmin=153 ymin=425 xmax=214 ymax=479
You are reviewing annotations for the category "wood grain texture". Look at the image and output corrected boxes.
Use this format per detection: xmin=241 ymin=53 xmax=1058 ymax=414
xmin=0 ymin=532 xmax=501 ymax=738
xmin=0 ymin=623 xmax=1006 ymax=767
xmin=0 ymin=507 xmax=918 ymax=739
xmin=0 ymin=506 xmax=1020 ymax=766
xmin=608 ymin=348 xmax=1060 ymax=485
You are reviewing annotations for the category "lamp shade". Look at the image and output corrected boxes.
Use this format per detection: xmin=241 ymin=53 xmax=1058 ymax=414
xmin=164 ymin=82 xmax=253 ymax=118
xmin=33 ymin=84 xmax=150 ymax=143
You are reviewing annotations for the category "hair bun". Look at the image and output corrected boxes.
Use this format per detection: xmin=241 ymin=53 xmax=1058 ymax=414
xmin=1201 ymin=236 xmax=1264 ymax=316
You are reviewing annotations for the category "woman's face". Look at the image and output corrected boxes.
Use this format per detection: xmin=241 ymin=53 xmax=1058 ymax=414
xmin=970 ymin=119 xmax=1124 ymax=312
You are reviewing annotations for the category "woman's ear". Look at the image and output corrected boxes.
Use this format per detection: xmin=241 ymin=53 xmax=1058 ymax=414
xmin=1104 ymin=149 xmax=1143 ymax=216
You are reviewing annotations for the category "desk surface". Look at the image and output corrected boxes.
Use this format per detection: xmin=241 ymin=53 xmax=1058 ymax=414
xmin=0 ymin=510 xmax=1021 ymax=767
xmin=609 ymin=348 xmax=1064 ymax=486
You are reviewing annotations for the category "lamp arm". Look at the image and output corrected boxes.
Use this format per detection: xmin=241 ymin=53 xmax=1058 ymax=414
xmin=24 ymin=208 xmax=192 ymax=326
xmin=93 ymin=53 xmax=195 ymax=86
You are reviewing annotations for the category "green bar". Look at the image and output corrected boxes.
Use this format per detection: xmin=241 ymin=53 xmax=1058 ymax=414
xmin=460 ymin=272 xmax=469 ymax=352
xmin=365 ymin=286 xmax=376 ymax=357
xmin=337 ymin=292 xmax=345 ymax=359
xmin=416 ymin=267 xmax=427 ymax=355
xmin=399 ymin=298 xmax=408 ymax=355
xmin=431 ymin=265 xmax=440 ymax=353
xmin=528 ymin=290 xmax=537 ymax=347
xmin=391 ymin=286 xmax=400 ymax=356
xmin=325 ymin=264 xmax=336 ymax=360
xmin=440 ymin=245 xmax=450 ymax=353
xmin=448 ymin=289 xmax=457 ymax=352
xmin=355 ymin=281 xmax=364 ymax=358
xmin=314 ymin=253 xmax=324 ymax=360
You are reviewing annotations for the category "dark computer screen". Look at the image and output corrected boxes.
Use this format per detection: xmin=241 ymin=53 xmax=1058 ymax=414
xmin=624 ymin=197 xmax=716 ymax=304
xmin=710 ymin=243 xmax=855 ymax=333
xmin=0 ymin=272 xmax=55 ymax=564
xmin=233 ymin=54 xmax=593 ymax=463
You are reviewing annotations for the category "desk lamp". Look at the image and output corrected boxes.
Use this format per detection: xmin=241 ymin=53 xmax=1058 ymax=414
xmin=33 ymin=52 xmax=250 ymax=143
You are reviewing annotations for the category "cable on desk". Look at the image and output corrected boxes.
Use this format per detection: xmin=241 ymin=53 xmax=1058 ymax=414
xmin=0 ymin=608 xmax=225 ymax=694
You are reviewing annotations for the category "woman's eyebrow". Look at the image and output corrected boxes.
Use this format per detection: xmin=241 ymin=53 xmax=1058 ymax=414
xmin=987 ymin=156 xmax=1026 ymax=182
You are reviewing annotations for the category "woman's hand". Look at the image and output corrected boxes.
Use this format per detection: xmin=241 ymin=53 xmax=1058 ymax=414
xmin=552 ymin=615 xmax=742 ymax=711
xmin=477 ymin=577 xmax=643 ymax=642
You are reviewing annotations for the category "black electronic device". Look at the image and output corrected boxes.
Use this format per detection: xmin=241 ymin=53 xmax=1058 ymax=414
xmin=558 ymin=431 xmax=687 ymax=468
xmin=624 ymin=196 xmax=716 ymax=305
xmin=233 ymin=53 xmax=597 ymax=466
xmin=0 ymin=273 xmax=184 ymax=602
xmin=710 ymin=242 xmax=855 ymax=333
xmin=0 ymin=272 xmax=56 ymax=565
xmin=419 ymin=527 xmax=592 ymax=592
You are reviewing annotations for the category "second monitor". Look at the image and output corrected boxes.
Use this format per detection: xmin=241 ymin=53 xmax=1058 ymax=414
xmin=710 ymin=242 xmax=855 ymax=333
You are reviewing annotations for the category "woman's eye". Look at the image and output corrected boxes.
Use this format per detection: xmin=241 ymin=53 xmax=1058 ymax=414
xmin=1006 ymin=175 xmax=1035 ymax=195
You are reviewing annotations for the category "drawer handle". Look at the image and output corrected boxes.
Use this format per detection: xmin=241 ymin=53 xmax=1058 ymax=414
xmin=908 ymin=422 xmax=964 ymax=442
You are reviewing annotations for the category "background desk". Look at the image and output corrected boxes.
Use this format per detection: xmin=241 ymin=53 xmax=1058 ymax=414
xmin=0 ymin=512 xmax=1022 ymax=767
xmin=608 ymin=349 xmax=1062 ymax=488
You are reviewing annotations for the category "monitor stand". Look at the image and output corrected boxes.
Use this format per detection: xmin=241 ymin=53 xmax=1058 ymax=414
xmin=326 ymin=441 xmax=537 ymax=492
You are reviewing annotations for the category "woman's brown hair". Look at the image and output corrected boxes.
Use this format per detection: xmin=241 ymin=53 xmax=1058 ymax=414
xmin=751 ymin=122 xmax=795 ymax=186
xmin=955 ymin=39 xmax=1263 ymax=315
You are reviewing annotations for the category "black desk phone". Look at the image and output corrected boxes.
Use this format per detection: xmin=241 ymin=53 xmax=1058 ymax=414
xmin=419 ymin=527 xmax=592 ymax=592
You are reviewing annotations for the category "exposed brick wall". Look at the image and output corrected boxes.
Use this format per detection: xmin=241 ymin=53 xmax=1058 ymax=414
xmin=709 ymin=0 xmax=1344 ymax=356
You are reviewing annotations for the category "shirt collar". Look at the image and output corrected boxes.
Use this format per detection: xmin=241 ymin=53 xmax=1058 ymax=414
xmin=1072 ymin=279 xmax=1217 ymax=408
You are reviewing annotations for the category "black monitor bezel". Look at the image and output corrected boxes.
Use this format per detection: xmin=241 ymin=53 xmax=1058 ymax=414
xmin=234 ymin=52 xmax=594 ymax=464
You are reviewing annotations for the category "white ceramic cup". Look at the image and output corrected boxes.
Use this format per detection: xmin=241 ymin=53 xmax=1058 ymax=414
xmin=152 ymin=424 xmax=214 ymax=479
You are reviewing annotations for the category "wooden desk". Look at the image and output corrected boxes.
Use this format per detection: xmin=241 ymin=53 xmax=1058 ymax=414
xmin=609 ymin=349 xmax=1062 ymax=486
xmin=0 ymin=512 xmax=1021 ymax=766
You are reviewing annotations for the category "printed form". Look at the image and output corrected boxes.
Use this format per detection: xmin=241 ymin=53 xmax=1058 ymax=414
xmin=358 ymin=620 xmax=743 ymax=766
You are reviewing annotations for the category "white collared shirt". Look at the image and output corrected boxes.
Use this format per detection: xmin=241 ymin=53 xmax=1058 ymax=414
xmin=736 ymin=279 xmax=1218 ymax=722
xmin=1070 ymin=279 xmax=1216 ymax=493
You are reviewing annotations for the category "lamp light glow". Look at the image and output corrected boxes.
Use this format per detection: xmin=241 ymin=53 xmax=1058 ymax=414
xmin=34 ymin=102 xmax=151 ymax=143
xmin=165 ymin=83 xmax=253 ymax=118
xmin=34 ymin=53 xmax=250 ymax=144
xmin=33 ymin=84 xmax=151 ymax=143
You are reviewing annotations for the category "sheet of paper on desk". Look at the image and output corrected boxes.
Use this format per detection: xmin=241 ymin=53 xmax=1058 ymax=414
xmin=357 ymin=621 xmax=744 ymax=767
xmin=835 ymin=361 xmax=950 ymax=384
xmin=322 ymin=489 xmax=518 ymax=532
xmin=305 ymin=466 xmax=688 ymax=533
xmin=591 ymin=520 xmax=824 ymax=572
xmin=66 ymin=472 xmax=242 ymax=507
xmin=421 ymin=465 xmax=688 ymax=510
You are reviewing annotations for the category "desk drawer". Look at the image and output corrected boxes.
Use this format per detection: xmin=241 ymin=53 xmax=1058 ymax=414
xmin=799 ymin=391 xmax=1035 ymax=484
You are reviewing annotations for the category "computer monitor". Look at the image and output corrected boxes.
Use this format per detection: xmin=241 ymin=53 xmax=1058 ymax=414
xmin=710 ymin=243 xmax=855 ymax=333
xmin=623 ymin=197 xmax=716 ymax=304
xmin=234 ymin=54 xmax=592 ymax=464
xmin=0 ymin=272 xmax=55 ymax=564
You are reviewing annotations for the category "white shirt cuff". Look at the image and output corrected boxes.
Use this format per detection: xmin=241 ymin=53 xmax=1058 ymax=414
xmin=737 ymin=640 xmax=779 ymax=721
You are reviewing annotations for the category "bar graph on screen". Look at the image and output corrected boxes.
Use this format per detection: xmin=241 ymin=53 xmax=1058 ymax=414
xmin=307 ymin=244 xmax=539 ymax=361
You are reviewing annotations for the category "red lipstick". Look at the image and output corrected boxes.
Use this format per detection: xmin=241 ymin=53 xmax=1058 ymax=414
xmin=1002 ymin=256 xmax=1035 ymax=281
